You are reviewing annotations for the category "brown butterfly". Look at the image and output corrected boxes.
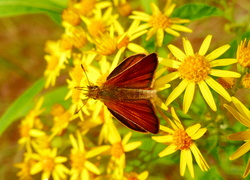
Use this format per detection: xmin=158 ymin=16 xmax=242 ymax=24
xmin=77 ymin=53 xmax=159 ymax=134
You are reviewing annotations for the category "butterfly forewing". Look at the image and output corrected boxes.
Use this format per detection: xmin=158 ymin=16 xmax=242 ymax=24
xmin=104 ymin=53 xmax=158 ymax=88
xmin=106 ymin=54 xmax=146 ymax=81
xmin=104 ymin=99 xmax=159 ymax=134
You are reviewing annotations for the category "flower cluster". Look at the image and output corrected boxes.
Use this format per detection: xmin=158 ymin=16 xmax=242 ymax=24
xmin=14 ymin=0 xmax=250 ymax=179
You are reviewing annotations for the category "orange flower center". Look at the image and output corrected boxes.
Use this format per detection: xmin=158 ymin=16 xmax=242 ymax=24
xmin=173 ymin=129 xmax=193 ymax=150
xmin=88 ymin=20 xmax=106 ymax=37
xmin=46 ymin=56 xmax=59 ymax=71
xmin=95 ymin=34 xmax=117 ymax=56
xmin=242 ymin=73 xmax=250 ymax=89
xmin=19 ymin=124 xmax=30 ymax=138
xmin=62 ymin=9 xmax=81 ymax=26
xmin=111 ymin=142 xmax=124 ymax=158
xmin=217 ymin=77 xmax=235 ymax=89
xmin=75 ymin=0 xmax=96 ymax=16
xmin=178 ymin=54 xmax=211 ymax=83
xmin=42 ymin=156 xmax=55 ymax=172
xmin=149 ymin=13 xmax=170 ymax=29
xmin=237 ymin=40 xmax=250 ymax=67
xmin=70 ymin=151 xmax=86 ymax=170
xmin=117 ymin=36 xmax=129 ymax=49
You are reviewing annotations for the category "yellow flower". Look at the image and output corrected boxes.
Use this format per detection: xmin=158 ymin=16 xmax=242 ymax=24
xmin=155 ymin=35 xmax=241 ymax=113
xmin=124 ymin=170 xmax=149 ymax=180
xmin=224 ymin=97 xmax=250 ymax=178
xmin=44 ymin=40 xmax=70 ymax=88
xmin=29 ymin=148 xmax=69 ymax=180
xmin=50 ymin=104 xmax=75 ymax=135
xmin=130 ymin=0 xmax=192 ymax=46
xmin=152 ymin=107 xmax=209 ymax=178
xmin=65 ymin=53 xmax=100 ymax=119
xmin=242 ymin=73 xmax=250 ymax=89
xmin=82 ymin=7 xmax=118 ymax=38
xmin=69 ymin=131 xmax=109 ymax=180
xmin=107 ymin=129 xmax=142 ymax=179
xmin=15 ymin=155 xmax=35 ymax=180
xmin=116 ymin=19 xmax=147 ymax=54
xmin=237 ymin=39 xmax=250 ymax=68
xmin=18 ymin=98 xmax=46 ymax=152
xmin=217 ymin=77 xmax=235 ymax=89
xmin=74 ymin=0 xmax=111 ymax=17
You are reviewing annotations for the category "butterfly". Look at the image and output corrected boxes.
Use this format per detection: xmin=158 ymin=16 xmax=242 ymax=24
xmin=77 ymin=53 xmax=159 ymax=134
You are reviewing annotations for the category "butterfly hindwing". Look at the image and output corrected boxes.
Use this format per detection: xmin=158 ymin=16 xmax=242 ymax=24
xmin=104 ymin=99 xmax=159 ymax=134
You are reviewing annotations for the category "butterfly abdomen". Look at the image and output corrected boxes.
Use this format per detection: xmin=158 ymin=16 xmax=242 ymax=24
xmin=99 ymin=87 xmax=157 ymax=100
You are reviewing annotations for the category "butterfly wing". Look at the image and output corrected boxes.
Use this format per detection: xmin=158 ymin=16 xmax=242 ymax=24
xmin=104 ymin=99 xmax=159 ymax=134
xmin=104 ymin=53 xmax=158 ymax=88
xmin=107 ymin=54 xmax=146 ymax=80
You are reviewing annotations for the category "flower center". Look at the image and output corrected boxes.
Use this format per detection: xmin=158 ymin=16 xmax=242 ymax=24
xmin=70 ymin=151 xmax=86 ymax=171
xmin=46 ymin=56 xmax=59 ymax=71
xmin=111 ymin=142 xmax=124 ymax=158
xmin=75 ymin=0 xmax=96 ymax=16
xmin=19 ymin=124 xmax=30 ymax=138
xmin=217 ymin=77 xmax=235 ymax=89
xmin=173 ymin=129 xmax=193 ymax=150
xmin=42 ymin=156 xmax=55 ymax=172
xmin=178 ymin=54 xmax=211 ymax=83
xmin=242 ymin=73 xmax=250 ymax=89
xmin=88 ymin=20 xmax=106 ymax=37
xmin=95 ymin=34 xmax=117 ymax=56
xmin=149 ymin=13 xmax=170 ymax=29
xmin=62 ymin=9 xmax=81 ymax=26
xmin=117 ymin=36 xmax=129 ymax=49
xmin=237 ymin=40 xmax=250 ymax=67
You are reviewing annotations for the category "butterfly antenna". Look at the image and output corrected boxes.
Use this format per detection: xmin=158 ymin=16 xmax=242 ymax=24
xmin=81 ymin=64 xmax=91 ymax=86
xmin=75 ymin=98 xmax=88 ymax=114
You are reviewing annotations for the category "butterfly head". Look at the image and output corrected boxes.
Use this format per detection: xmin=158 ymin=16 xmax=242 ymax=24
xmin=87 ymin=85 xmax=100 ymax=99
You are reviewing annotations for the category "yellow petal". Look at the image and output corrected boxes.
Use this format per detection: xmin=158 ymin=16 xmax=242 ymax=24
xmin=171 ymin=24 xmax=192 ymax=33
xmin=191 ymin=128 xmax=207 ymax=140
xmin=224 ymin=104 xmax=250 ymax=127
xmin=210 ymin=69 xmax=241 ymax=78
xmin=151 ymin=2 xmax=161 ymax=15
xmin=122 ymin=132 xmax=132 ymax=146
xmin=198 ymin=81 xmax=217 ymax=111
xmin=159 ymin=58 xmax=181 ymax=69
xmin=159 ymin=144 xmax=177 ymax=157
xmin=164 ymin=27 xmax=180 ymax=37
xmin=205 ymin=77 xmax=231 ymax=102
xmin=190 ymin=144 xmax=210 ymax=171
xmin=152 ymin=135 xmax=173 ymax=143
xmin=198 ymin=35 xmax=212 ymax=56
xmin=183 ymin=37 xmax=194 ymax=56
xmin=166 ymin=79 xmax=189 ymax=106
xmin=168 ymin=44 xmax=187 ymax=61
xmin=154 ymin=71 xmax=179 ymax=89
xmin=243 ymin=158 xmax=250 ymax=178
xmin=229 ymin=141 xmax=250 ymax=160
xmin=228 ymin=131 xmax=250 ymax=141
xmin=85 ymin=161 xmax=100 ymax=175
xmin=124 ymin=141 xmax=142 ymax=152
xmin=206 ymin=44 xmax=230 ymax=60
xmin=186 ymin=123 xmax=201 ymax=137
xmin=156 ymin=29 xmax=164 ymax=46
xmin=183 ymin=82 xmax=195 ymax=113
xmin=232 ymin=97 xmax=250 ymax=120
xmin=210 ymin=58 xmax=237 ymax=67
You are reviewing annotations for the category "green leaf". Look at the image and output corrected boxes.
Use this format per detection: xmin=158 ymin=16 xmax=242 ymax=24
xmin=172 ymin=3 xmax=224 ymax=20
xmin=0 ymin=0 xmax=68 ymax=23
xmin=0 ymin=78 xmax=45 ymax=135
xmin=42 ymin=86 xmax=70 ymax=114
